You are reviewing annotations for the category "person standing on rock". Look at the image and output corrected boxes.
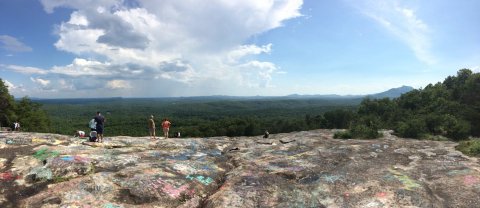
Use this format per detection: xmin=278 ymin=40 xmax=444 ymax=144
xmin=148 ymin=115 xmax=156 ymax=139
xmin=94 ymin=111 xmax=106 ymax=142
xmin=161 ymin=118 xmax=171 ymax=139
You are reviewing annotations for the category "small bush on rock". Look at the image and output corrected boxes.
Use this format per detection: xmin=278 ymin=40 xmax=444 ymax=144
xmin=456 ymin=140 xmax=480 ymax=156
xmin=333 ymin=130 xmax=352 ymax=139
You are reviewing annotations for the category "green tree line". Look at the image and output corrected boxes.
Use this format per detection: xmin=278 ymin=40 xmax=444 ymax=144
xmin=0 ymin=79 xmax=51 ymax=132
xmin=40 ymin=97 xmax=359 ymax=137
xmin=328 ymin=69 xmax=479 ymax=141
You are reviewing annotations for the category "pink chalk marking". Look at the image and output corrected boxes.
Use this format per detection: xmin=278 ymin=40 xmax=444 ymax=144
xmin=74 ymin=155 xmax=90 ymax=163
xmin=0 ymin=172 xmax=20 ymax=181
xmin=464 ymin=175 xmax=479 ymax=186
xmin=376 ymin=192 xmax=387 ymax=197
xmin=162 ymin=183 xmax=190 ymax=198
xmin=150 ymin=178 xmax=194 ymax=198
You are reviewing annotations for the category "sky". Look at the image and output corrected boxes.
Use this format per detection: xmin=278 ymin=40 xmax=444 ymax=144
xmin=0 ymin=0 xmax=479 ymax=98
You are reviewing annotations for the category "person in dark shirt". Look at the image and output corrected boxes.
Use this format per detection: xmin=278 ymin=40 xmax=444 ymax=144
xmin=94 ymin=111 xmax=106 ymax=142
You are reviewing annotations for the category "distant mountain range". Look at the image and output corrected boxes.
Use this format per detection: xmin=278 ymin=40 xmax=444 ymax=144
xmin=367 ymin=85 xmax=414 ymax=99
xmin=29 ymin=86 xmax=414 ymax=103
xmin=286 ymin=85 xmax=414 ymax=99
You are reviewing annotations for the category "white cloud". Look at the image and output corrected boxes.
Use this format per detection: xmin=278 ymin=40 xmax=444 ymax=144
xmin=0 ymin=35 xmax=33 ymax=52
xmin=352 ymin=0 xmax=436 ymax=65
xmin=228 ymin=44 xmax=272 ymax=63
xmin=238 ymin=60 xmax=278 ymax=88
xmin=106 ymin=80 xmax=131 ymax=89
xmin=4 ymin=79 xmax=16 ymax=90
xmin=50 ymin=58 xmax=113 ymax=77
xmin=34 ymin=0 xmax=303 ymax=97
xmin=40 ymin=0 xmax=119 ymax=14
xmin=3 ymin=80 xmax=26 ymax=94
xmin=1 ymin=64 xmax=48 ymax=75
xmin=30 ymin=77 xmax=51 ymax=86
xmin=30 ymin=77 xmax=55 ymax=91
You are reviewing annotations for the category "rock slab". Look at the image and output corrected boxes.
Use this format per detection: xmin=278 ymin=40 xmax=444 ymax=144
xmin=0 ymin=130 xmax=479 ymax=207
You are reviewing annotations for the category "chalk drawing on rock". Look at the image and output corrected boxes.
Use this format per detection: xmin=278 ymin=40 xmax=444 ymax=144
xmin=104 ymin=203 xmax=123 ymax=208
xmin=186 ymin=174 xmax=214 ymax=185
xmin=376 ymin=192 xmax=388 ymax=197
xmin=0 ymin=171 xmax=21 ymax=181
xmin=388 ymin=168 xmax=421 ymax=190
xmin=321 ymin=174 xmax=342 ymax=184
xmin=447 ymin=169 xmax=471 ymax=176
xmin=33 ymin=148 xmax=60 ymax=161
xmin=59 ymin=155 xmax=91 ymax=163
xmin=5 ymin=137 xmax=31 ymax=145
xmin=463 ymin=175 xmax=479 ymax=186
xmin=151 ymin=177 xmax=195 ymax=199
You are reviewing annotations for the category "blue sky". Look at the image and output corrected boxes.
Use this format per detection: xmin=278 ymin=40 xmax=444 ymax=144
xmin=0 ymin=0 xmax=479 ymax=98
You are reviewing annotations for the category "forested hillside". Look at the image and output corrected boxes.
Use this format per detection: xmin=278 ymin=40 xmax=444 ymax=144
xmin=0 ymin=79 xmax=51 ymax=132
xmin=40 ymin=97 xmax=360 ymax=137
xmin=2 ymin=69 xmax=478 ymax=143
xmin=339 ymin=69 xmax=480 ymax=142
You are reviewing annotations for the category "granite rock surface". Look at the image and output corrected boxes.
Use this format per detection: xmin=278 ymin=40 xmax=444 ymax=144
xmin=0 ymin=130 xmax=479 ymax=207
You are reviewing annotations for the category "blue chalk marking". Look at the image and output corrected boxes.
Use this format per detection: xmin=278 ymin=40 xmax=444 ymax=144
xmin=60 ymin=156 xmax=75 ymax=161
xmin=104 ymin=203 xmax=122 ymax=208
xmin=186 ymin=174 xmax=214 ymax=185
xmin=322 ymin=175 xmax=342 ymax=183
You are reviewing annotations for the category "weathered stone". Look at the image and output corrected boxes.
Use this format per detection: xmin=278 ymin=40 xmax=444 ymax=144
xmin=1 ymin=130 xmax=480 ymax=207
xmin=0 ymin=158 xmax=6 ymax=169
xmin=11 ymin=156 xmax=43 ymax=177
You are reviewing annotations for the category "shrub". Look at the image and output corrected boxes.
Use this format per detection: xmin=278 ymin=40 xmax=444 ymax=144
xmin=333 ymin=130 xmax=352 ymax=139
xmin=444 ymin=118 xmax=471 ymax=141
xmin=456 ymin=140 xmax=480 ymax=156
xmin=350 ymin=124 xmax=381 ymax=139
xmin=394 ymin=118 xmax=427 ymax=139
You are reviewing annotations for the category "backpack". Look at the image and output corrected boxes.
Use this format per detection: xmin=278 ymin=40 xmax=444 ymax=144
xmin=89 ymin=119 xmax=97 ymax=129
xmin=89 ymin=131 xmax=97 ymax=142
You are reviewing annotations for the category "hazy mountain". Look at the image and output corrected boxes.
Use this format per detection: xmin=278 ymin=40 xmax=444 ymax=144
xmin=31 ymin=86 xmax=414 ymax=103
xmin=286 ymin=86 xmax=414 ymax=99
xmin=367 ymin=85 xmax=414 ymax=99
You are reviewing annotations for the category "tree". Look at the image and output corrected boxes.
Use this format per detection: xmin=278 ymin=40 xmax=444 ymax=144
xmin=15 ymin=97 xmax=51 ymax=132
xmin=0 ymin=78 xmax=16 ymax=128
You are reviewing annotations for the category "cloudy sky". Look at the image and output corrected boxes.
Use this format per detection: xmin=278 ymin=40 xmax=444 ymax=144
xmin=0 ymin=0 xmax=479 ymax=98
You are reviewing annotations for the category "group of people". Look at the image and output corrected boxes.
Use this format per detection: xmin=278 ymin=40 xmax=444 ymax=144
xmin=77 ymin=112 xmax=173 ymax=142
xmin=78 ymin=111 xmax=105 ymax=142
xmin=148 ymin=115 xmax=173 ymax=139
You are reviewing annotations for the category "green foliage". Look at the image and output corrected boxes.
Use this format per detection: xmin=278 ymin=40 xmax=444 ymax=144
xmin=324 ymin=69 xmax=480 ymax=141
xmin=15 ymin=97 xmax=51 ymax=132
xmin=40 ymin=98 xmax=359 ymax=137
xmin=344 ymin=69 xmax=479 ymax=141
xmin=349 ymin=116 xmax=382 ymax=139
xmin=322 ymin=109 xmax=355 ymax=129
xmin=0 ymin=78 xmax=51 ymax=131
xmin=456 ymin=140 xmax=480 ymax=156
xmin=0 ymin=79 xmax=16 ymax=128
xmin=395 ymin=119 xmax=427 ymax=139
xmin=333 ymin=130 xmax=352 ymax=139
